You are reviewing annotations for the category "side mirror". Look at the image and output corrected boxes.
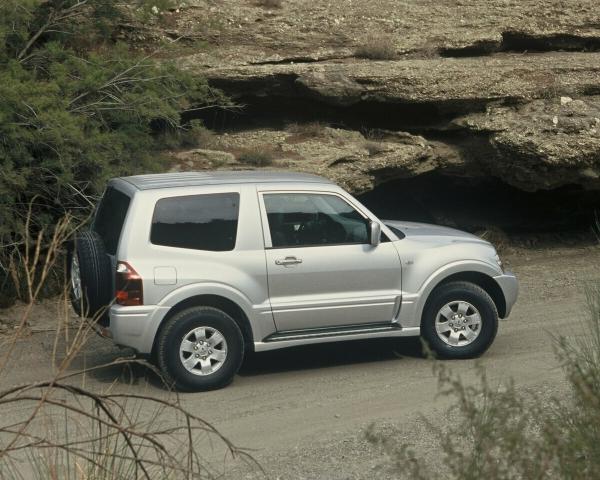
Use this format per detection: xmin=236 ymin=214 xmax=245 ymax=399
xmin=369 ymin=221 xmax=381 ymax=247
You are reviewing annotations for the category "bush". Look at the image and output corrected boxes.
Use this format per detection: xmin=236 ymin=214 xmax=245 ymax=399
xmin=355 ymin=34 xmax=398 ymax=60
xmin=0 ymin=218 xmax=260 ymax=479
xmin=364 ymin=141 xmax=386 ymax=156
xmin=368 ymin=286 xmax=600 ymax=479
xmin=237 ymin=148 xmax=275 ymax=167
xmin=0 ymin=0 xmax=227 ymax=301
xmin=256 ymin=0 xmax=283 ymax=8
xmin=286 ymin=121 xmax=329 ymax=139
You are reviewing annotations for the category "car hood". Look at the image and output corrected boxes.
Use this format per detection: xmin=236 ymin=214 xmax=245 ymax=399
xmin=383 ymin=220 xmax=490 ymax=246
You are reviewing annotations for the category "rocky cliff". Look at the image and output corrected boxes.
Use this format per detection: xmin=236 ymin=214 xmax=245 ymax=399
xmin=165 ymin=0 xmax=600 ymax=231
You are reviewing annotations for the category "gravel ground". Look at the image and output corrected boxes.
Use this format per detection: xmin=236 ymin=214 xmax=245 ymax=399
xmin=1 ymin=243 xmax=599 ymax=478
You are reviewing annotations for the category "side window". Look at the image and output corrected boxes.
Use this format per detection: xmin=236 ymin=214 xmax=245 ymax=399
xmin=93 ymin=187 xmax=131 ymax=255
xmin=263 ymin=193 xmax=369 ymax=248
xmin=151 ymin=193 xmax=239 ymax=251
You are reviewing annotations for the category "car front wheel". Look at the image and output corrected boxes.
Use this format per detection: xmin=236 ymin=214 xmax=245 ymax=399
xmin=421 ymin=281 xmax=499 ymax=359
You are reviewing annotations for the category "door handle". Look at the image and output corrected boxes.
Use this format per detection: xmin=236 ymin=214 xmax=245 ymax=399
xmin=275 ymin=256 xmax=303 ymax=266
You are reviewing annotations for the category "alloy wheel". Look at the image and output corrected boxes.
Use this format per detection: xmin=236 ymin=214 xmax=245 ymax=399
xmin=435 ymin=300 xmax=482 ymax=347
xmin=179 ymin=327 xmax=228 ymax=376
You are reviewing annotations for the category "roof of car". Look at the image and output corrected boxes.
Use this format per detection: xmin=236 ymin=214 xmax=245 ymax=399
xmin=118 ymin=171 xmax=333 ymax=191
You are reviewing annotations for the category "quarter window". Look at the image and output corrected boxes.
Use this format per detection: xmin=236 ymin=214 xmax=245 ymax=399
xmin=151 ymin=193 xmax=239 ymax=251
xmin=93 ymin=187 xmax=131 ymax=255
xmin=263 ymin=193 xmax=369 ymax=248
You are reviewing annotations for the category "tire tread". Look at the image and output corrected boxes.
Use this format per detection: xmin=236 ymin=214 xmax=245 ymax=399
xmin=421 ymin=280 xmax=498 ymax=359
xmin=156 ymin=306 xmax=244 ymax=391
xmin=69 ymin=231 xmax=112 ymax=322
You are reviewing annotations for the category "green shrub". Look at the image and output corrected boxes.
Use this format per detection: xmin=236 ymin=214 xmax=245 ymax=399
xmin=368 ymin=286 xmax=600 ymax=479
xmin=237 ymin=148 xmax=275 ymax=167
xmin=0 ymin=0 xmax=228 ymax=300
xmin=179 ymin=120 xmax=217 ymax=148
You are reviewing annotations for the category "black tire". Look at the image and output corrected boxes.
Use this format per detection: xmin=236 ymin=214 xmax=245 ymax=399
xmin=421 ymin=281 xmax=498 ymax=359
xmin=67 ymin=231 xmax=112 ymax=323
xmin=156 ymin=307 xmax=244 ymax=392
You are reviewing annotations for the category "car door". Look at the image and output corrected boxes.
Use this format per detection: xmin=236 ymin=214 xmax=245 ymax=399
xmin=260 ymin=190 xmax=402 ymax=332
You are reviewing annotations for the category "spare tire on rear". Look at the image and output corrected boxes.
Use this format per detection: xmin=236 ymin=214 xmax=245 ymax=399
xmin=68 ymin=231 xmax=112 ymax=323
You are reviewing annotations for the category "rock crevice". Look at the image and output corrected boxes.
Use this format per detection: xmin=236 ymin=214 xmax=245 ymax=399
xmin=440 ymin=31 xmax=600 ymax=57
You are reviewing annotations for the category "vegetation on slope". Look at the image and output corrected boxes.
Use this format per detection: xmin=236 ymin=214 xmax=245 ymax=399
xmin=369 ymin=286 xmax=600 ymax=479
xmin=0 ymin=0 xmax=226 ymax=304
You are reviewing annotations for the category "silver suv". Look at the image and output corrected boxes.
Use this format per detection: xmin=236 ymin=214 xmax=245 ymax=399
xmin=70 ymin=171 xmax=518 ymax=391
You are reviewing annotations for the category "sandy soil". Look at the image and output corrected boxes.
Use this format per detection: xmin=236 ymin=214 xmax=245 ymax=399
xmin=1 ymin=243 xmax=599 ymax=478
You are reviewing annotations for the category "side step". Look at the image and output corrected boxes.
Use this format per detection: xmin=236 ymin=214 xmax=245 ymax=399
xmin=264 ymin=322 xmax=401 ymax=343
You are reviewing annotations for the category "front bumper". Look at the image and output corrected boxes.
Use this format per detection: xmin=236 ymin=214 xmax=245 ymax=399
xmin=108 ymin=304 xmax=169 ymax=354
xmin=493 ymin=271 xmax=519 ymax=318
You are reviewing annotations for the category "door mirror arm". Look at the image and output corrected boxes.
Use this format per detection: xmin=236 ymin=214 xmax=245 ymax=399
xmin=369 ymin=220 xmax=381 ymax=247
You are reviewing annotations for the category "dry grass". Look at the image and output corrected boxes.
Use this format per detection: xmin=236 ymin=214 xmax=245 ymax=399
xmin=368 ymin=285 xmax=600 ymax=479
xmin=355 ymin=34 xmax=398 ymax=60
xmin=0 ymin=211 xmax=262 ymax=479
xmin=420 ymin=42 xmax=442 ymax=59
xmin=364 ymin=141 xmax=387 ymax=156
xmin=286 ymin=122 xmax=329 ymax=141
xmin=255 ymin=0 xmax=282 ymax=8
xmin=476 ymin=226 xmax=511 ymax=253
xmin=361 ymin=127 xmax=386 ymax=140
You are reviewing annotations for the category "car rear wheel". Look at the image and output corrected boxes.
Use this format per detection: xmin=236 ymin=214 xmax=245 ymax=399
xmin=156 ymin=307 xmax=244 ymax=391
xmin=421 ymin=281 xmax=498 ymax=359
xmin=67 ymin=231 xmax=112 ymax=323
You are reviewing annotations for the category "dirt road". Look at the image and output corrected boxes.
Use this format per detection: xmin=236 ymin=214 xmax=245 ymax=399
xmin=1 ymin=243 xmax=599 ymax=478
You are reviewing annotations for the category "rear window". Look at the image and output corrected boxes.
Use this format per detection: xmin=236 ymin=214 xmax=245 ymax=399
xmin=150 ymin=193 xmax=239 ymax=251
xmin=93 ymin=187 xmax=131 ymax=255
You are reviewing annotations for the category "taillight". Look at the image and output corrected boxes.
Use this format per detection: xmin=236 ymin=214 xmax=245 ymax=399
xmin=115 ymin=261 xmax=143 ymax=306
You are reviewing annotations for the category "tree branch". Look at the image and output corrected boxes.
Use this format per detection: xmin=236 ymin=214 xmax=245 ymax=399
xmin=17 ymin=1 xmax=89 ymax=61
